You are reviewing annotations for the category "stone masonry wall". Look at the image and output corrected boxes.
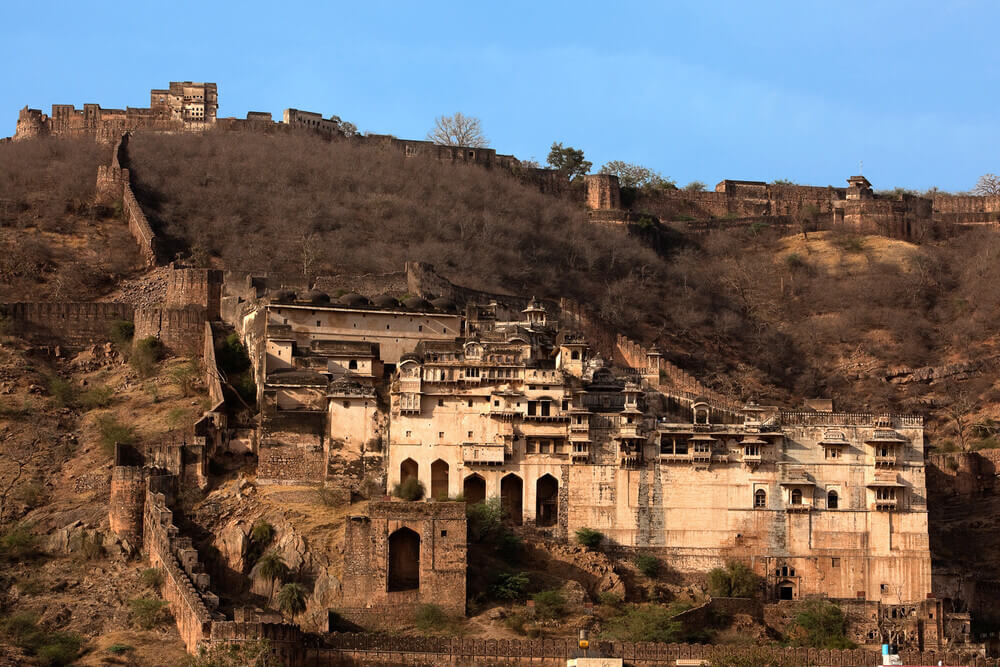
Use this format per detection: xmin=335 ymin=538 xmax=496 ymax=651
xmin=166 ymin=267 xmax=223 ymax=319
xmin=0 ymin=302 xmax=133 ymax=347
xmin=133 ymin=306 xmax=207 ymax=356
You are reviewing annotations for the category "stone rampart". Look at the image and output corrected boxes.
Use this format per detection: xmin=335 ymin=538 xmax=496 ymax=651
xmin=134 ymin=306 xmax=207 ymax=356
xmin=122 ymin=180 xmax=158 ymax=265
xmin=166 ymin=266 xmax=223 ymax=318
xmin=203 ymin=322 xmax=225 ymax=408
xmin=0 ymin=302 xmax=133 ymax=346
xmin=109 ymin=447 xmax=146 ymax=547
xmin=143 ymin=481 xmax=220 ymax=652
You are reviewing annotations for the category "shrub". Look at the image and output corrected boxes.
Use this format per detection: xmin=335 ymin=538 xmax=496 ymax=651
xmin=108 ymin=319 xmax=134 ymax=349
xmin=490 ymin=571 xmax=529 ymax=601
xmin=413 ymin=603 xmax=450 ymax=632
xmin=140 ymin=567 xmax=164 ymax=589
xmin=170 ymin=359 xmax=200 ymax=396
xmin=603 ymin=605 xmax=682 ymax=643
xmin=276 ymin=582 xmax=308 ymax=622
xmin=79 ymin=385 xmax=113 ymax=410
xmin=250 ymin=519 xmax=274 ymax=547
xmin=635 ymin=554 xmax=661 ymax=578
xmin=47 ymin=377 xmax=78 ymax=408
xmin=707 ymin=560 xmax=760 ymax=598
xmin=131 ymin=336 xmax=165 ymax=377
xmin=0 ymin=612 xmax=83 ymax=666
xmin=504 ymin=611 xmax=528 ymax=635
xmin=36 ymin=634 xmax=84 ymax=666
xmin=129 ymin=596 xmax=170 ymax=630
xmin=467 ymin=498 xmax=522 ymax=560
xmin=832 ymin=234 xmax=866 ymax=254
xmin=393 ymin=477 xmax=425 ymax=501
xmin=189 ymin=638 xmax=277 ymax=666
xmin=787 ymin=600 xmax=855 ymax=649
xmin=598 ymin=592 xmax=624 ymax=608
xmin=531 ymin=590 xmax=565 ymax=619
xmin=95 ymin=414 xmax=136 ymax=456
xmin=0 ymin=523 xmax=40 ymax=560
xmin=314 ymin=486 xmax=345 ymax=507
xmin=107 ymin=643 xmax=134 ymax=655
xmin=575 ymin=527 xmax=604 ymax=549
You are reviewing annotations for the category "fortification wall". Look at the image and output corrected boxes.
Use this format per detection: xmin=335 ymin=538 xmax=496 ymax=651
xmin=109 ymin=458 xmax=145 ymax=546
xmin=0 ymin=302 xmax=133 ymax=346
xmin=122 ymin=180 xmax=158 ymax=265
xmin=134 ymin=306 xmax=207 ymax=356
xmin=934 ymin=194 xmax=1000 ymax=215
xmin=312 ymin=270 xmax=409 ymax=298
xmin=203 ymin=322 xmax=225 ymax=408
xmin=142 ymin=481 xmax=219 ymax=652
xmin=166 ymin=267 xmax=223 ymax=318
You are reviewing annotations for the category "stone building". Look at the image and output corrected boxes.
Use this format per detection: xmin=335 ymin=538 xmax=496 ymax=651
xmin=150 ymin=82 xmax=219 ymax=123
xmin=227 ymin=277 xmax=932 ymax=607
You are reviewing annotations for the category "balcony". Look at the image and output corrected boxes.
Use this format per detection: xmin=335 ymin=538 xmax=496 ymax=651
xmin=786 ymin=504 xmax=813 ymax=514
xmin=461 ymin=444 xmax=505 ymax=465
xmin=571 ymin=444 xmax=590 ymax=462
xmin=874 ymin=454 xmax=898 ymax=468
xmin=742 ymin=452 xmax=763 ymax=465
xmin=659 ymin=451 xmax=690 ymax=463
xmin=872 ymin=498 xmax=898 ymax=511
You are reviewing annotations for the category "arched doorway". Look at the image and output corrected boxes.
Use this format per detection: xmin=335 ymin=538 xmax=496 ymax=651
xmin=387 ymin=527 xmax=420 ymax=591
xmin=400 ymin=458 xmax=418 ymax=485
xmin=778 ymin=580 xmax=795 ymax=600
xmin=463 ymin=474 xmax=486 ymax=505
xmin=501 ymin=474 xmax=523 ymax=525
xmin=431 ymin=460 xmax=449 ymax=500
xmin=536 ymin=474 xmax=558 ymax=527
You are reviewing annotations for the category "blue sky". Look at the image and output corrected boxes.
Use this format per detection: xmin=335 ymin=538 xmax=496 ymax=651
xmin=2 ymin=1 xmax=996 ymax=191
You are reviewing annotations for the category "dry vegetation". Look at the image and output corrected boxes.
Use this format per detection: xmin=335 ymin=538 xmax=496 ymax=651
xmin=0 ymin=137 xmax=140 ymax=300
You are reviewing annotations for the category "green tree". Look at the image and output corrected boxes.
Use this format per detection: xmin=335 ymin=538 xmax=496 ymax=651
xmin=603 ymin=605 xmax=683 ymax=643
xmin=547 ymin=142 xmax=592 ymax=180
xmin=256 ymin=552 xmax=289 ymax=603
xmin=599 ymin=161 xmax=675 ymax=190
xmin=706 ymin=560 xmax=760 ymax=598
xmin=788 ymin=599 xmax=855 ymax=649
xmin=574 ymin=527 xmax=603 ymax=549
xmin=188 ymin=638 xmax=277 ymax=667
xmin=276 ymin=582 xmax=307 ymax=622
xmin=684 ymin=180 xmax=708 ymax=192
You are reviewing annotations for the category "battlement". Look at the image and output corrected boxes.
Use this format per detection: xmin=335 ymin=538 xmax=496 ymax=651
xmin=165 ymin=266 xmax=223 ymax=317
xmin=134 ymin=306 xmax=207 ymax=356
xmin=0 ymin=302 xmax=133 ymax=346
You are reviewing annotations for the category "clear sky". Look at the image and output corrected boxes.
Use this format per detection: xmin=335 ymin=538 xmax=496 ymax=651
xmin=2 ymin=1 xmax=996 ymax=191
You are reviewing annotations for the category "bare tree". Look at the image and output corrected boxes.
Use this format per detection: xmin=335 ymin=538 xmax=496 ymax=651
xmin=0 ymin=436 xmax=40 ymax=522
xmin=941 ymin=382 xmax=977 ymax=451
xmin=974 ymin=174 xmax=1000 ymax=196
xmin=427 ymin=113 xmax=489 ymax=148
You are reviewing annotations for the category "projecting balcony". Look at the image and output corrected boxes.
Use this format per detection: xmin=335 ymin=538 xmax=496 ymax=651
xmin=659 ymin=451 xmax=690 ymax=463
xmin=691 ymin=448 xmax=712 ymax=463
xmin=571 ymin=444 xmax=590 ymax=462
xmin=786 ymin=504 xmax=813 ymax=514
xmin=871 ymin=498 xmax=898 ymax=511
xmin=461 ymin=444 xmax=506 ymax=466
xmin=742 ymin=452 xmax=763 ymax=465
xmin=874 ymin=454 xmax=898 ymax=468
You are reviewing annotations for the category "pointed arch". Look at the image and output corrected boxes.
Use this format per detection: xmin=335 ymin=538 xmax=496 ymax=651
xmin=387 ymin=527 xmax=420 ymax=591
xmin=501 ymin=473 xmax=523 ymax=526
xmin=463 ymin=473 xmax=486 ymax=505
xmin=431 ymin=459 xmax=449 ymax=500
xmin=400 ymin=458 xmax=418 ymax=485
xmin=536 ymin=474 xmax=558 ymax=527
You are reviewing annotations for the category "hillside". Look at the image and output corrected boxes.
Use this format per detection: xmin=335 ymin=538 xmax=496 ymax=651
xmin=0 ymin=138 xmax=142 ymax=301
xmin=121 ymin=130 xmax=1000 ymax=442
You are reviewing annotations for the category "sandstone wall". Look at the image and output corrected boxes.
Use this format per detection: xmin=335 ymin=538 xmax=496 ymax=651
xmin=133 ymin=306 xmax=207 ymax=356
xmin=0 ymin=302 xmax=133 ymax=346
xmin=166 ymin=267 xmax=223 ymax=318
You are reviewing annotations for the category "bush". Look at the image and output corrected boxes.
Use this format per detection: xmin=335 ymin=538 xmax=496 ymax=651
xmin=79 ymin=385 xmax=113 ymax=410
xmin=707 ymin=561 xmax=760 ymax=598
xmin=131 ymin=336 xmax=165 ymax=377
xmin=575 ymin=527 xmax=604 ymax=549
xmin=109 ymin=319 xmax=135 ymax=349
xmin=129 ymin=596 xmax=170 ymax=630
xmin=635 ymin=554 xmax=661 ymax=578
xmin=393 ymin=477 xmax=425 ymax=501
xmin=598 ymin=592 xmax=624 ymax=608
xmin=788 ymin=600 xmax=855 ymax=649
xmin=170 ymin=359 xmax=200 ymax=397
xmin=413 ymin=603 xmax=450 ymax=632
xmin=47 ymin=377 xmax=78 ymax=408
xmin=189 ymin=638 xmax=276 ymax=667
xmin=140 ymin=567 xmax=164 ymax=589
xmin=531 ymin=590 xmax=565 ymax=619
xmin=0 ymin=523 xmax=40 ymax=560
xmin=603 ymin=605 xmax=683 ymax=643
xmin=504 ymin=611 xmax=528 ymax=635
xmin=0 ymin=612 xmax=82 ymax=666
xmin=107 ymin=643 xmax=134 ymax=655
xmin=490 ymin=571 xmax=529 ymax=601
xmin=467 ymin=498 xmax=522 ymax=560
xmin=95 ymin=414 xmax=136 ymax=456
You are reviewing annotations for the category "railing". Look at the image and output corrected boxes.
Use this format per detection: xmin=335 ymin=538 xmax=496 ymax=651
xmin=779 ymin=411 xmax=923 ymax=427
xmin=872 ymin=499 xmax=898 ymax=511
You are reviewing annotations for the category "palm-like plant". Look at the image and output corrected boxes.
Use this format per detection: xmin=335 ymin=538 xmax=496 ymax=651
xmin=256 ymin=551 xmax=289 ymax=603
xmin=276 ymin=582 xmax=308 ymax=623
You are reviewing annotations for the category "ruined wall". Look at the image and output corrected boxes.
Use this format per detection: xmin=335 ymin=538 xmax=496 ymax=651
xmin=0 ymin=302 xmax=133 ymax=346
xmin=584 ymin=174 xmax=621 ymax=210
xmin=133 ymin=306 xmax=207 ymax=356
xmin=142 ymin=479 xmax=220 ymax=652
xmin=340 ymin=500 xmax=467 ymax=626
xmin=109 ymin=446 xmax=146 ymax=546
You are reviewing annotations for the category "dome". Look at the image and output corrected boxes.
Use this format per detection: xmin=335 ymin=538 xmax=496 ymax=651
xmin=339 ymin=293 xmax=371 ymax=307
xmin=402 ymin=296 xmax=433 ymax=311
xmin=270 ymin=288 xmax=297 ymax=303
xmin=302 ymin=289 xmax=330 ymax=305
xmin=430 ymin=297 xmax=456 ymax=312
xmin=372 ymin=294 xmax=400 ymax=308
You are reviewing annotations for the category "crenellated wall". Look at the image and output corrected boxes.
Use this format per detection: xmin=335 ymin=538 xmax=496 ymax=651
xmin=0 ymin=302 xmax=133 ymax=346
xmin=166 ymin=267 xmax=224 ymax=319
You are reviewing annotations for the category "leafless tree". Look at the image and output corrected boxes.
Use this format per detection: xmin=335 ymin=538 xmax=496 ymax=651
xmin=973 ymin=173 xmax=1000 ymax=196
xmin=941 ymin=382 xmax=977 ymax=451
xmin=427 ymin=112 xmax=489 ymax=148
xmin=0 ymin=436 xmax=40 ymax=522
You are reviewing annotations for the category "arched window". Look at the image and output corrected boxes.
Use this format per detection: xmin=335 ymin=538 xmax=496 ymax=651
xmin=791 ymin=488 xmax=803 ymax=505
xmin=828 ymin=490 xmax=839 ymax=509
xmin=387 ymin=527 xmax=420 ymax=591
xmin=754 ymin=489 xmax=766 ymax=508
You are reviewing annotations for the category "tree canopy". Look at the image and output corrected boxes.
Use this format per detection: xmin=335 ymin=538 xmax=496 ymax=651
xmin=547 ymin=142 xmax=592 ymax=180
xmin=974 ymin=173 xmax=1000 ymax=196
xmin=599 ymin=160 xmax=675 ymax=190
